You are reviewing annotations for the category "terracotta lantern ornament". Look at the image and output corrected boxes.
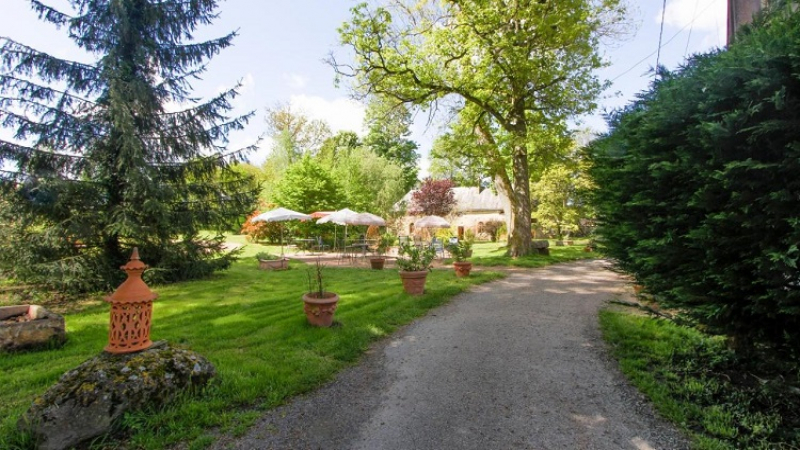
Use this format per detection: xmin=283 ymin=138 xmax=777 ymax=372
xmin=104 ymin=248 xmax=158 ymax=354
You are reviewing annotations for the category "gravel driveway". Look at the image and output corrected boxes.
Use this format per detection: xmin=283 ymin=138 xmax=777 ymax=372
xmin=211 ymin=259 xmax=689 ymax=450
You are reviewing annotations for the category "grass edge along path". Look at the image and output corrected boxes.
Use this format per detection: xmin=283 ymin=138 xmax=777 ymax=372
xmin=0 ymin=259 xmax=504 ymax=450
xmin=599 ymin=309 xmax=800 ymax=450
xmin=469 ymin=241 xmax=596 ymax=268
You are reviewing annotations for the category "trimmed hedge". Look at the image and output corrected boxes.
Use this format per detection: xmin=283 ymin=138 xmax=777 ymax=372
xmin=589 ymin=4 xmax=800 ymax=357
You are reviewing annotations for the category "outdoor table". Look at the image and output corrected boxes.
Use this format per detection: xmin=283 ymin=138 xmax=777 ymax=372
xmin=294 ymin=238 xmax=316 ymax=254
xmin=347 ymin=242 xmax=371 ymax=258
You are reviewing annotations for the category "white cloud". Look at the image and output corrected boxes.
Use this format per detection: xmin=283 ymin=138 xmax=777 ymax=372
xmin=240 ymin=135 xmax=272 ymax=166
xmin=289 ymin=94 xmax=366 ymax=135
xmin=283 ymin=73 xmax=309 ymax=90
xmin=660 ymin=0 xmax=726 ymax=32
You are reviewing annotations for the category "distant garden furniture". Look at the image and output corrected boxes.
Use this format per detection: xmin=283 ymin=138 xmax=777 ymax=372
xmin=294 ymin=238 xmax=316 ymax=254
xmin=431 ymin=238 xmax=446 ymax=259
xmin=314 ymin=236 xmax=330 ymax=253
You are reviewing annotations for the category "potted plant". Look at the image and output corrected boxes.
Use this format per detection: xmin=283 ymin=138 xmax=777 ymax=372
xmin=446 ymin=240 xmax=473 ymax=277
xmin=369 ymin=234 xmax=395 ymax=270
xmin=302 ymin=259 xmax=339 ymax=327
xmin=255 ymin=251 xmax=288 ymax=270
xmin=396 ymin=242 xmax=436 ymax=295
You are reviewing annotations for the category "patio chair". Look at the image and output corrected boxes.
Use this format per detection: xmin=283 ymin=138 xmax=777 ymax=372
xmin=431 ymin=238 xmax=446 ymax=259
xmin=314 ymin=236 xmax=330 ymax=253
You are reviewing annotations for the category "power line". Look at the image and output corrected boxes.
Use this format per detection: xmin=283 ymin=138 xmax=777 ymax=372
xmin=610 ymin=0 xmax=719 ymax=83
xmin=685 ymin=0 xmax=701 ymax=56
xmin=655 ymin=0 xmax=668 ymax=76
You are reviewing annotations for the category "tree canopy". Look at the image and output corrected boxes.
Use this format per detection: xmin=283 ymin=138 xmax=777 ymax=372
xmin=333 ymin=0 xmax=625 ymax=255
xmin=410 ymin=178 xmax=456 ymax=217
xmin=0 ymin=0 xmax=258 ymax=292
xmin=363 ymin=95 xmax=420 ymax=192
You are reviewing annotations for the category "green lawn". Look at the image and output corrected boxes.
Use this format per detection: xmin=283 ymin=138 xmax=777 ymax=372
xmin=600 ymin=310 xmax=800 ymax=450
xmin=469 ymin=240 xmax=596 ymax=267
xmin=0 ymin=250 xmax=504 ymax=449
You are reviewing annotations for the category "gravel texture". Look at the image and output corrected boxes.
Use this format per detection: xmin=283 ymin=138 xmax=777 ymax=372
xmin=211 ymin=259 xmax=689 ymax=450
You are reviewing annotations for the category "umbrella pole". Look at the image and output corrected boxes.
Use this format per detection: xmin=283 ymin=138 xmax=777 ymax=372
xmin=280 ymin=225 xmax=285 ymax=257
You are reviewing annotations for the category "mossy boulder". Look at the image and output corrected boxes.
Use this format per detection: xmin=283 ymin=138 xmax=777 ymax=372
xmin=18 ymin=341 xmax=215 ymax=450
xmin=532 ymin=240 xmax=550 ymax=255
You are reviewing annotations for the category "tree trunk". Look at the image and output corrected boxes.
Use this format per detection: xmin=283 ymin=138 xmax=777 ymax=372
xmin=507 ymin=143 xmax=533 ymax=257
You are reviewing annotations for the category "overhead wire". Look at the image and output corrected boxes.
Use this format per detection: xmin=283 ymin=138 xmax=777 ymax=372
xmin=685 ymin=0 xmax=701 ymax=56
xmin=609 ymin=0 xmax=720 ymax=83
xmin=655 ymin=0 xmax=668 ymax=75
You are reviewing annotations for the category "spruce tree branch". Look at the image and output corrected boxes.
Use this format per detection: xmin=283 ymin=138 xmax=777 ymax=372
xmin=0 ymin=39 xmax=101 ymax=93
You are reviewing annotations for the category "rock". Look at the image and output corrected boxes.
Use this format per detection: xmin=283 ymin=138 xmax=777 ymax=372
xmin=531 ymin=240 xmax=550 ymax=255
xmin=531 ymin=240 xmax=550 ymax=249
xmin=18 ymin=341 xmax=215 ymax=450
xmin=0 ymin=305 xmax=66 ymax=352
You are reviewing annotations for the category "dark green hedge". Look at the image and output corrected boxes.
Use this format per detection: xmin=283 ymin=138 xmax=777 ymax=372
xmin=589 ymin=5 xmax=800 ymax=356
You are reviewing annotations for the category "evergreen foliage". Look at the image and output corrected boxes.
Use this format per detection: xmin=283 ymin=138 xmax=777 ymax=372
xmin=0 ymin=0 xmax=259 ymax=292
xmin=589 ymin=5 xmax=800 ymax=356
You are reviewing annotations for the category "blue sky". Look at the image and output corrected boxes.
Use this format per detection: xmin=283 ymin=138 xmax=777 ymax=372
xmin=1 ymin=0 xmax=727 ymax=174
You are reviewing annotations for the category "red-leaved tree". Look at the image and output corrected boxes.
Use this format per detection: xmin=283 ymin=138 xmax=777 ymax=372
xmin=410 ymin=178 xmax=457 ymax=216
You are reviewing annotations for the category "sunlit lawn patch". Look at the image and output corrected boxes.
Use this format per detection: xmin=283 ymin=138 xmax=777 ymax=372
xmin=469 ymin=240 xmax=597 ymax=268
xmin=0 ymin=257 xmax=503 ymax=449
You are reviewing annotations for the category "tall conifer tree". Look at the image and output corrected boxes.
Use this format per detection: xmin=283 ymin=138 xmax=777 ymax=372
xmin=0 ymin=0 xmax=258 ymax=292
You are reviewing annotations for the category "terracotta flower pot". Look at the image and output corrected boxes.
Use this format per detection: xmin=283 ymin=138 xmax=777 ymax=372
xmin=453 ymin=261 xmax=472 ymax=277
xmin=302 ymin=292 xmax=339 ymax=327
xmin=399 ymin=270 xmax=428 ymax=296
xmin=259 ymin=258 xmax=288 ymax=270
xmin=370 ymin=257 xmax=386 ymax=270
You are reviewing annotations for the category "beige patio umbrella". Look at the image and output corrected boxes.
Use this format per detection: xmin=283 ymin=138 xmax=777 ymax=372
xmin=251 ymin=207 xmax=312 ymax=256
xmin=350 ymin=212 xmax=386 ymax=227
xmin=414 ymin=215 xmax=450 ymax=229
xmin=317 ymin=208 xmax=361 ymax=250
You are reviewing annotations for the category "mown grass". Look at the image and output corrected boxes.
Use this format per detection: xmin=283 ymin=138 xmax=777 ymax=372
xmin=600 ymin=310 xmax=800 ymax=450
xmin=469 ymin=240 xmax=596 ymax=267
xmin=0 ymin=253 xmax=504 ymax=449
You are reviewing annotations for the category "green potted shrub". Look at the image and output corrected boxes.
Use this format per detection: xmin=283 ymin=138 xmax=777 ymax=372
xmin=302 ymin=259 xmax=339 ymax=327
xmin=255 ymin=251 xmax=288 ymax=270
xmin=446 ymin=240 xmax=473 ymax=277
xmin=369 ymin=234 xmax=395 ymax=270
xmin=396 ymin=242 xmax=436 ymax=295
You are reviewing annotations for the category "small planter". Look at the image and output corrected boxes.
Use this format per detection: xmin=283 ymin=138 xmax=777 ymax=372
xmin=453 ymin=261 xmax=473 ymax=277
xmin=399 ymin=270 xmax=428 ymax=296
xmin=302 ymin=292 xmax=339 ymax=327
xmin=259 ymin=258 xmax=288 ymax=271
xmin=369 ymin=257 xmax=386 ymax=270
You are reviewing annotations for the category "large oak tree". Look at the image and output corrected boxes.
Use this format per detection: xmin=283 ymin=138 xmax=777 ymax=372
xmin=332 ymin=0 xmax=625 ymax=255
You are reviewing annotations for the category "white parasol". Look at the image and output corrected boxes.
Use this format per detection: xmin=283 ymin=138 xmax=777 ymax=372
xmin=251 ymin=207 xmax=312 ymax=256
xmin=350 ymin=212 xmax=386 ymax=227
xmin=414 ymin=215 xmax=450 ymax=229
xmin=316 ymin=208 xmax=363 ymax=251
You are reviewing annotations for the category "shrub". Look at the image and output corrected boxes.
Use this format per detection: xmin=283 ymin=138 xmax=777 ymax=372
xmin=240 ymin=211 xmax=283 ymax=243
xmin=589 ymin=4 xmax=800 ymax=357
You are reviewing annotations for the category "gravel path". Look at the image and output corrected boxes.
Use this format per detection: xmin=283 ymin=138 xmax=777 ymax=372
xmin=211 ymin=259 xmax=689 ymax=450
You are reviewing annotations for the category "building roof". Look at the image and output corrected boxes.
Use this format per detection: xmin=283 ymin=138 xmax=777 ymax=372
xmin=395 ymin=186 xmax=505 ymax=214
